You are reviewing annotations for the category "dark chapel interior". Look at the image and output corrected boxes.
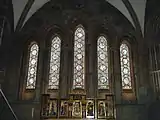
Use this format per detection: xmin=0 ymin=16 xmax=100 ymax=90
xmin=0 ymin=0 xmax=160 ymax=120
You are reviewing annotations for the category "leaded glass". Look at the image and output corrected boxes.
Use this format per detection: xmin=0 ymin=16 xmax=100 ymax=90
xmin=120 ymin=43 xmax=132 ymax=89
xmin=73 ymin=26 xmax=85 ymax=89
xmin=26 ymin=43 xmax=39 ymax=89
xmin=97 ymin=36 xmax=109 ymax=89
xmin=48 ymin=36 xmax=61 ymax=89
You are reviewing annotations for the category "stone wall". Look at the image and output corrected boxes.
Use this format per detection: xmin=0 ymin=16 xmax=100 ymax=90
xmin=0 ymin=0 xmax=156 ymax=120
xmin=116 ymin=104 xmax=147 ymax=120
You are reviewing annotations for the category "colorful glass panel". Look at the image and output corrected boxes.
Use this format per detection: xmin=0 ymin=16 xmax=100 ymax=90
xmin=97 ymin=36 xmax=109 ymax=89
xmin=48 ymin=36 xmax=61 ymax=89
xmin=26 ymin=43 xmax=39 ymax=89
xmin=120 ymin=43 xmax=132 ymax=89
xmin=73 ymin=26 xmax=85 ymax=89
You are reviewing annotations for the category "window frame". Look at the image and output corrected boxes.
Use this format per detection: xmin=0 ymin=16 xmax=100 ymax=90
xmin=72 ymin=24 xmax=86 ymax=90
xmin=25 ymin=42 xmax=39 ymax=90
xmin=48 ymin=34 xmax=62 ymax=90
xmin=120 ymin=40 xmax=135 ymax=93
xmin=97 ymin=34 xmax=110 ymax=90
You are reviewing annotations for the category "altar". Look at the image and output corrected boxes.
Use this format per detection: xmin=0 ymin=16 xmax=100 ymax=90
xmin=40 ymin=89 xmax=115 ymax=119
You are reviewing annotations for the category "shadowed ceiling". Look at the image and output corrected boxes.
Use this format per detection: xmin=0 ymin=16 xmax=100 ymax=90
xmin=12 ymin=0 xmax=146 ymax=35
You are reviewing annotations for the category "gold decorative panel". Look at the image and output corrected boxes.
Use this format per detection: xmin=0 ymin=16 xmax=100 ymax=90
xmin=86 ymin=99 xmax=95 ymax=119
xmin=97 ymin=100 xmax=106 ymax=119
xmin=40 ymin=94 xmax=115 ymax=119
xmin=59 ymin=99 xmax=69 ymax=118
xmin=72 ymin=100 xmax=82 ymax=118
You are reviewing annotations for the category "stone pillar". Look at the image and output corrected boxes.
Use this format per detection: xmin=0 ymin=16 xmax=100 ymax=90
xmin=60 ymin=46 xmax=69 ymax=98
xmin=35 ymin=46 xmax=43 ymax=101
xmin=42 ymin=49 xmax=49 ymax=94
xmin=112 ymin=47 xmax=122 ymax=104
xmin=67 ymin=47 xmax=73 ymax=94
xmin=4 ymin=48 xmax=22 ymax=101
xmin=86 ymin=43 xmax=95 ymax=98
xmin=137 ymin=41 xmax=149 ymax=87
xmin=86 ymin=25 xmax=95 ymax=98
xmin=111 ymin=47 xmax=122 ymax=120
xmin=137 ymin=41 xmax=151 ymax=103
xmin=93 ymin=42 xmax=98 ymax=98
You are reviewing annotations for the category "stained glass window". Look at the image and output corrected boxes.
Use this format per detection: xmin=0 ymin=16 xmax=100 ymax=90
xmin=73 ymin=25 xmax=85 ymax=89
xmin=97 ymin=36 xmax=109 ymax=89
xmin=26 ymin=43 xmax=39 ymax=89
xmin=48 ymin=36 xmax=61 ymax=89
xmin=120 ymin=43 xmax=132 ymax=89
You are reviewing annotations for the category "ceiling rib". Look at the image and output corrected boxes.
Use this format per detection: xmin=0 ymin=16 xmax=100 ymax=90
xmin=15 ymin=0 xmax=35 ymax=32
xmin=106 ymin=0 xmax=135 ymax=28
xmin=122 ymin=0 xmax=143 ymax=37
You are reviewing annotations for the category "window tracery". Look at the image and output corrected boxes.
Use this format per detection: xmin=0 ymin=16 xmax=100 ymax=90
xmin=48 ymin=36 xmax=61 ymax=89
xmin=26 ymin=43 xmax=39 ymax=89
xmin=73 ymin=25 xmax=85 ymax=89
xmin=120 ymin=43 xmax=132 ymax=89
xmin=97 ymin=36 xmax=109 ymax=89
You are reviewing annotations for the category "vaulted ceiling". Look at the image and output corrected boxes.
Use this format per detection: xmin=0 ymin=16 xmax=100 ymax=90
xmin=12 ymin=0 xmax=146 ymax=35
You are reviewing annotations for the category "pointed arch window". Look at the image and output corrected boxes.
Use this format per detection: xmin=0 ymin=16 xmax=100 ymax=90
xmin=120 ymin=42 xmax=133 ymax=90
xmin=26 ymin=43 xmax=39 ymax=89
xmin=48 ymin=36 xmax=61 ymax=89
xmin=73 ymin=25 xmax=85 ymax=89
xmin=97 ymin=36 xmax=109 ymax=89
